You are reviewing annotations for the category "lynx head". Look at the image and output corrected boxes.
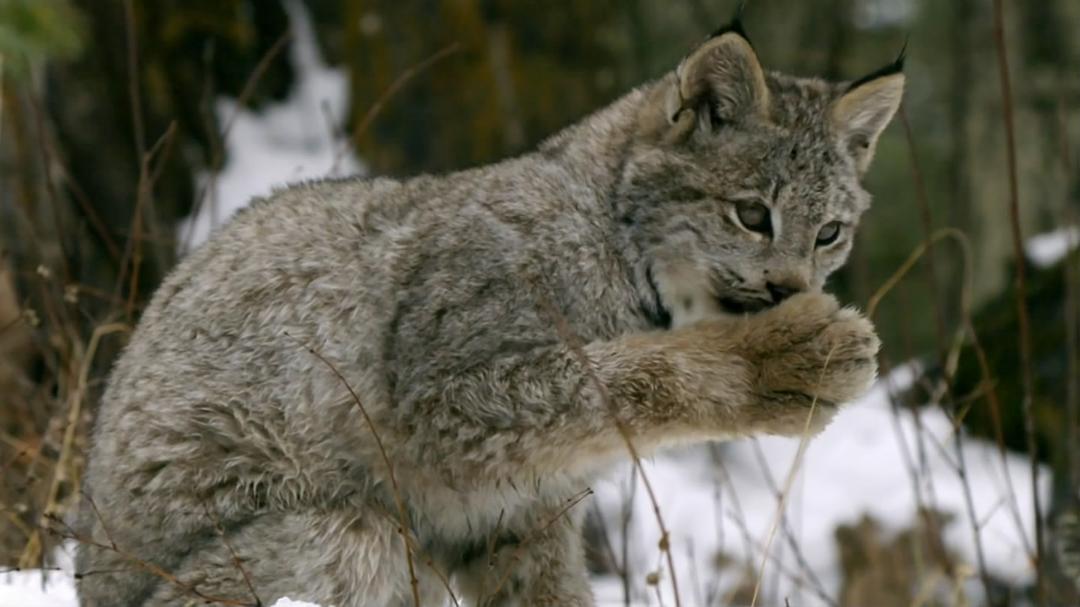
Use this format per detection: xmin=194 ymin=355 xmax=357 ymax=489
xmin=618 ymin=20 xmax=904 ymax=327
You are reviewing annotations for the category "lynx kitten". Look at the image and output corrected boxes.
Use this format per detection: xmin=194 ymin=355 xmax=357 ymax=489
xmin=78 ymin=18 xmax=902 ymax=607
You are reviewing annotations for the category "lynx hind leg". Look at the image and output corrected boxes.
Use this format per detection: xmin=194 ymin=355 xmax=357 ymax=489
xmin=146 ymin=509 xmax=448 ymax=607
xmin=456 ymin=514 xmax=593 ymax=607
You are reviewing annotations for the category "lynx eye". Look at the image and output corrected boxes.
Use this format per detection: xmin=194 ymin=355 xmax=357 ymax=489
xmin=816 ymin=221 xmax=842 ymax=246
xmin=735 ymin=201 xmax=772 ymax=235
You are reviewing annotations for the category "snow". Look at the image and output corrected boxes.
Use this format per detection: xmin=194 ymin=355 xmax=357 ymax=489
xmin=0 ymin=543 xmax=312 ymax=607
xmin=591 ymin=364 xmax=1048 ymax=606
xmin=1025 ymin=226 xmax=1080 ymax=268
xmin=176 ymin=0 xmax=363 ymax=253
xmin=0 ymin=543 xmax=76 ymax=607
xmin=2 ymin=367 xmax=1048 ymax=606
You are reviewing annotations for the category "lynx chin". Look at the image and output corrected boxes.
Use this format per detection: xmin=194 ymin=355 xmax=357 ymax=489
xmin=78 ymin=18 xmax=903 ymax=607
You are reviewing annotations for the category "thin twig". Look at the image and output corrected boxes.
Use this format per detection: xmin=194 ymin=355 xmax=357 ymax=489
xmin=868 ymin=228 xmax=1034 ymax=560
xmin=587 ymin=498 xmax=627 ymax=588
xmin=49 ymin=512 xmax=252 ymax=606
xmin=899 ymin=111 xmax=997 ymax=599
xmin=0 ymin=55 xmax=5 ymax=141
xmin=869 ymin=268 xmax=950 ymax=591
xmin=720 ymin=499 xmax=825 ymax=605
xmin=621 ymin=465 xmax=638 ymax=606
xmin=484 ymin=488 xmax=595 ymax=600
xmin=1055 ymin=94 xmax=1080 ymax=507
xmin=21 ymin=323 xmax=129 ymax=568
xmin=81 ymin=490 xmax=117 ymax=551
xmin=120 ymin=122 xmax=178 ymax=318
xmin=868 ymin=229 xmax=967 ymax=320
xmin=746 ymin=440 xmax=837 ymax=606
xmin=202 ymin=500 xmax=262 ymax=606
xmin=990 ymin=2 xmax=1044 ymax=600
xmin=27 ymin=76 xmax=73 ymax=282
xmin=370 ymin=505 xmax=462 ymax=607
xmin=286 ymin=334 xmax=422 ymax=607
xmin=331 ymin=43 xmax=461 ymax=174
xmin=538 ymin=288 xmax=683 ymax=607
xmin=899 ymin=106 xmax=947 ymax=353
xmin=123 ymin=0 xmax=146 ymax=159
xmin=749 ymin=346 xmax=834 ymax=607
xmin=182 ymin=31 xmax=293 ymax=252
xmin=42 ymin=136 xmax=123 ymax=263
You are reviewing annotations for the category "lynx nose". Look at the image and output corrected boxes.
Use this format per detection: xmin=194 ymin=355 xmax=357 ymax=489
xmin=766 ymin=281 xmax=803 ymax=304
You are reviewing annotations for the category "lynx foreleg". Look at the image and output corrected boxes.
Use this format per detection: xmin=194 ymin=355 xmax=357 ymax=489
xmin=400 ymin=295 xmax=875 ymax=482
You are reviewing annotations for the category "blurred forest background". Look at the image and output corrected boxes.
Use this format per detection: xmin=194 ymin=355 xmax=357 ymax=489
xmin=1 ymin=0 xmax=1078 ymax=605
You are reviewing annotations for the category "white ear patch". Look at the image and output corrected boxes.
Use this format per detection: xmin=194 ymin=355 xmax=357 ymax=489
xmin=653 ymin=263 xmax=726 ymax=328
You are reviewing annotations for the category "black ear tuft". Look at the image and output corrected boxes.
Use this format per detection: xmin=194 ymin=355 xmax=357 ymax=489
xmin=846 ymin=38 xmax=908 ymax=92
xmin=709 ymin=1 xmax=751 ymax=45
xmin=895 ymin=36 xmax=909 ymax=68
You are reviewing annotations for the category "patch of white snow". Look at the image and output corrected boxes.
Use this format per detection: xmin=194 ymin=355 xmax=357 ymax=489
xmin=177 ymin=0 xmax=364 ymax=253
xmin=1025 ymin=226 xmax=1080 ymax=268
xmin=0 ymin=542 xmax=77 ymax=607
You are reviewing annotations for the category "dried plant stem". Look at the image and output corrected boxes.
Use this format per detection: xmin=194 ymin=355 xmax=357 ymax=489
xmin=331 ymin=42 xmax=461 ymax=174
xmin=868 ymin=228 xmax=1033 ymax=551
xmin=990 ymin=2 xmax=1044 ymax=600
xmin=181 ymin=31 xmax=292 ymax=252
xmin=49 ymin=511 xmax=252 ymax=607
xmin=20 ymin=322 xmax=128 ymax=569
xmin=202 ymin=501 xmax=262 ymax=607
xmin=898 ymin=113 xmax=998 ymax=599
xmin=749 ymin=347 xmax=833 ymax=607
xmin=123 ymin=0 xmax=146 ymax=157
xmin=372 ymin=506 xmax=462 ymax=607
xmin=538 ymin=288 xmax=683 ymax=607
xmin=118 ymin=1 xmax=173 ymax=281
xmin=37 ymin=114 xmax=123 ymax=263
xmin=746 ymin=440 xmax=837 ymax=606
xmin=878 ymin=358 xmax=953 ymax=588
xmin=586 ymin=499 xmax=625 ymax=593
xmin=1055 ymin=96 xmax=1080 ymax=505
xmin=484 ymin=488 xmax=595 ymax=601
xmin=120 ymin=123 xmax=177 ymax=317
xmin=621 ymin=463 xmax=638 ymax=605
xmin=1066 ymin=242 xmax=1080 ymax=494
xmin=288 ymin=335 xmax=421 ymax=607
xmin=0 ymin=55 xmax=5 ymax=143
xmin=351 ymin=43 xmax=460 ymax=141
xmin=868 ymin=229 xmax=967 ymax=321
xmin=949 ymin=419 xmax=994 ymax=601
xmin=899 ymin=106 xmax=947 ymax=350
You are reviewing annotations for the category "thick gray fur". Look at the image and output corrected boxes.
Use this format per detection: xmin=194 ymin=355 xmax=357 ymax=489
xmin=77 ymin=27 xmax=903 ymax=607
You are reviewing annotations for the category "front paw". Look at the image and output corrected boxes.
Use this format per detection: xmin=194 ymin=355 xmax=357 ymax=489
xmin=742 ymin=292 xmax=880 ymax=410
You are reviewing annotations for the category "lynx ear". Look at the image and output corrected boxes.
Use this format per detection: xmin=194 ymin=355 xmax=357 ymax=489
xmin=832 ymin=64 xmax=905 ymax=174
xmin=669 ymin=23 xmax=770 ymax=131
